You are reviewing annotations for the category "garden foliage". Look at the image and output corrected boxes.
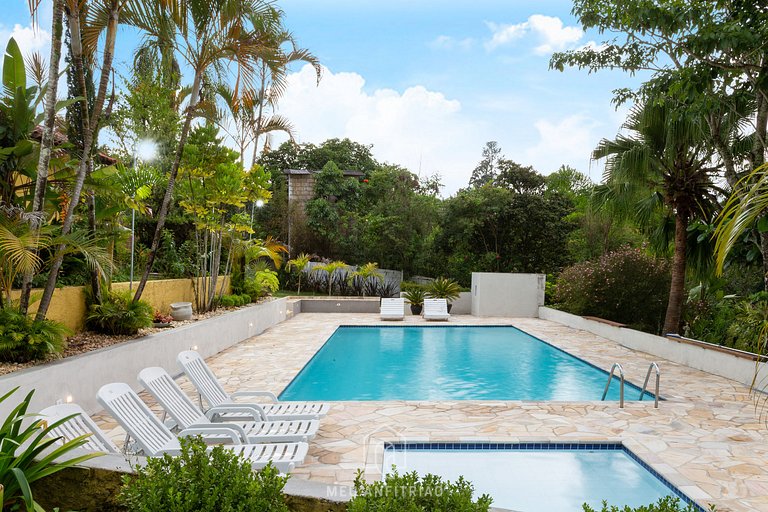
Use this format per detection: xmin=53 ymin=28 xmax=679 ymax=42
xmin=554 ymin=248 xmax=670 ymax=333
xmin=120 ymin=437 xmax=289 ymax=512
xmin=85 ymin=290 xmax=153 ymax=335
xmin=0 ymin=308 xmax=69 ymax=362
xmin=582 ymin=496 xmax=715 ymax=512
xmin=348 ymin=468 xmax=492 ymax=512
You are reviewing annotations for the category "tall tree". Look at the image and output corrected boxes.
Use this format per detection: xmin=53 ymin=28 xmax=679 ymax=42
xmin=593 ymin=99 xmax=720 ymax=334
xmin=126 ymin=0 xmax=284 ymax=302
xmin=469 ymin=141 xmax=502 ymax=188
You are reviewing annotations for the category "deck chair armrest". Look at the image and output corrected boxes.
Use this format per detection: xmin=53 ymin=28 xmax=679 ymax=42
xmin=230 ymin=391 xmax=278 ymax=402
xmin=178 ymin=425 xmax=245 ymax=444
xmin=206 ymin=404 xmax=267 ymax=422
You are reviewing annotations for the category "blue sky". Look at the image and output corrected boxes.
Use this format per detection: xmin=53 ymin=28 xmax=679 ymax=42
xmin=4 ymin=0 xmax=648 ymax=194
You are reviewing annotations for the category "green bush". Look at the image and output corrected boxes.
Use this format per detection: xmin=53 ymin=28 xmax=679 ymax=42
xmin=348 ymin=468 xmax=492 ymax=512
xmin=583 ymin=495 xmax=714 ymax=511
xmin=219 ymin=295 xmax=236 ymax=308
xmin=239 ymin=293 xmax=253 ymax=305
xmin=120 ymin=437 xmax=289 ymax=512
xmin=426 ymin=277 xmax=462 ymax=303
xmin=554 ymin=247 xmax=670 ymax=333
xmin=85 ymin=290 xmax=154 ymax=335
xmin=244 ymin=269 xmax=280 ymax=301
xmin=0 ymin=387 xmax=98 ymax=511
xmin=400 ymin=281 xmax=428 ymax=293
xmin=0 ymin=308 xmax=69 ymax=363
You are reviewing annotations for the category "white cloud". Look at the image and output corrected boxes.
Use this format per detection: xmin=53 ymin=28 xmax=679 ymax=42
xmin=429 ymin=35 xmax=475 ymax=51
xmin=524 ymin=115 xmax=602 ymax=177
xmin=0 ymin=23 xmax=51 ymax=55
xmin=485 ymin=15 xmax=583 ymax=55
xmin=269 ymin=64 xmax=486 ymax=195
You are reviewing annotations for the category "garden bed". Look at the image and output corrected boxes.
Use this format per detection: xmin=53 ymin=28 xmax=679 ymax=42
xmin=0 ymin=299 xmax=274 ymax=377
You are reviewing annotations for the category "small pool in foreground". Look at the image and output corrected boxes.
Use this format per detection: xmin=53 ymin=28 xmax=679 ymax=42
xmin=280 ymin=326 xmax=654 ymax=401
xmin=383 ymin=442 xmax=704 ymax=512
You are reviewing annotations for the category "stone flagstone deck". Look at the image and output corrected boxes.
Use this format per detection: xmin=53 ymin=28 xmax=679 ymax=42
xmin=95 ymin=313 xmax=768 ymax=512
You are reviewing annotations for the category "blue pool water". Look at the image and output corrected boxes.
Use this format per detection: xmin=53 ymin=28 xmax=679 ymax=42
xmin=280 ymin=326 xmax=654 ymax=401
xmin=382 ymin=442 xmax=704 ymax=512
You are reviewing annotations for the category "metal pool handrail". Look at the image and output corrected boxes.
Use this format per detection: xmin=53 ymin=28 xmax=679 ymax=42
xmin=601 ymin=363 xmax=625 ymax=408
xmin=639 ymin=362 xmax=660 ymax=408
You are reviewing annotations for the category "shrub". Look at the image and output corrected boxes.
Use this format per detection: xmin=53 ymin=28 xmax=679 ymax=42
xmin=426 ymin=277 xmax=462 ymax=303
xmin=0 ymin=308 xmax=69 ymax=362
xmin=554 ymin=248 xmax=670 ymax=333
xmin=244 ymin=269 xmax=280 ymax=301
xmin=583 ymin=495 xmax=714 ymax=511
xmin=401 ymin=281 xmax=429 ymax=293
xmin=86 ymin=290 xmax=154 ymax=335
xmin=1 ymin=387 xmax=98 ymax=511
xmin=120 ymin=437 xmax=289 ymax=512
xmin=219 ymin=295 xmax=236 ymax=308
xmin=153 ymin=311 xmax=174 ymax=324
xmin=403 ymin=288 xmax=425 ymax=306
xmin=239 ymin=293 xmax=253 ymax=305
xmin=348 ymin=468 xmax=492 ymax=512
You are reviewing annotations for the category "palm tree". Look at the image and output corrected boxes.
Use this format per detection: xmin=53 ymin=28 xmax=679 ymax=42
xmin=593 ymin=99 xmax=719 ymax=334
xmin=285 ymin=252 xmax=312 ymax=294
xmin=348 ymin=262 xmax=383 ymax=297
xmin=35 ymin=0 xmax=124 ymax=321
xmin=126 ymin=0 xmax=285 ymax=303
xmin=312 ymin=260 xmax=347 ymax=296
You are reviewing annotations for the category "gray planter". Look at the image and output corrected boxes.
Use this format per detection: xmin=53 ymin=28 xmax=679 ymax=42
xmin=169 ymin=302 xmax=193 ymax=321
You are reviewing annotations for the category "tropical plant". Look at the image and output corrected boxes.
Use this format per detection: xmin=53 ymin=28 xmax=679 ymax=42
xmin=348 ymin=468 xmax=492 ymax=512
xmin=128 ymin=0 xmax=287 ymax=303
xmin=243 ymin=269 xmax=280 ymax=302
xmin=347 ymin=262 xmax=383 ymax=298
xmin=0 ymin=387 xmax=100 ymax=511
xmin=427 ymin=277 xmax=462 ymax=303
xmin=119 ymin=437 xmax=289 ymax=512
xmin=285 ymin=252 xmax=312 ymax=294
xmin=592 ymin=98 xmax=719 ymax=334
xmin=0 ymin=308 xmax=70 ymax=363
xmin=402 ymin=288 xmax=425 ymax=307
xmin=311 ymin=260 xmax=348 ymax=296
xmin=85 ymin=289 xmax=153 ymax=335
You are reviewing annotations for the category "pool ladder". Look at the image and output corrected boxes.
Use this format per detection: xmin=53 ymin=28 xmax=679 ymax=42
xmin=601 ymin=362 xmax=660 ymax=409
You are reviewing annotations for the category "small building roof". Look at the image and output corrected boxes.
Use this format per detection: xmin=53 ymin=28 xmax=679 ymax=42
xmin=283 ymin=168 xmax=365 ymax=177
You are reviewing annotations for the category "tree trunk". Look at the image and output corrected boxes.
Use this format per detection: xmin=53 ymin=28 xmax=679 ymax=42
xmin=67 ymin=8 xmax=101 ymax=304
xmin=663 ymin=214 xmax=688 ymax=335
xmin=19 ymin=0 xmax=64 ymax=315
xmin=35 ymin=1 xmax=120 ymax=321
xmin=250 ymin=63 xmax=268 ymax=168
xmin=133 ymin=70 xmax=203 ymax=302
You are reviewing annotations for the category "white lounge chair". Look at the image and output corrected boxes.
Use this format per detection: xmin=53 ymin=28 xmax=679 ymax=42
xmin=177 ymin=350 xmax=330 ymax=421
xmin=138 ymin=367 xmax=320 ymax=443
xmin=380 ymin=297 xmax=405 ymax=320
xmin=38 ymin=403 xmax=120 ymax=454
xmin=423 ymin=298 xmax=451 ymax=321
xmin=96 ymin=383 xmax=308 ymax=473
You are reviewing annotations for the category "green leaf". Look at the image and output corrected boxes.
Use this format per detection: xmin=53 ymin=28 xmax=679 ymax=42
xmin=3 ymin=38 xmax=25 ymax=92
xmin=757 ymin=216 xmax=768 ymax=233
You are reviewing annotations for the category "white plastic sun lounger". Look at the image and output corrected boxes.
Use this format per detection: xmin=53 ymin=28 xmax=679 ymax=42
xmin=380 ymin=297 xmax=405 ymax=320
xmin=423 ymin=298 xmax=451 ymax=321
xmin=38 ymin=403 xmax=120 ymax=454
xmin=138 ymin=367 xmax=320 ymax=443
xmin=96 ymin=383 xmax=308 ymax=473
xmin=177 ymin=350 xmax=330 ymax=421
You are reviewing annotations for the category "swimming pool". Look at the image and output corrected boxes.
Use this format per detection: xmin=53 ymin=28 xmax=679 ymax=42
xmin=383 ymin=442 xmax=704 ymax=512
xmin=279 ymin=326 xmax=654 ymax=401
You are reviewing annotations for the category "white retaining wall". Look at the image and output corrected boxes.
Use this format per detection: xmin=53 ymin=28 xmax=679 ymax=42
xmin=539 ymin=306 xmax=768 ymax=388
xmin=471 ymin=273 xmax=545 ymax=317
xmin=1 ymin=298 xmax=289 ymax=418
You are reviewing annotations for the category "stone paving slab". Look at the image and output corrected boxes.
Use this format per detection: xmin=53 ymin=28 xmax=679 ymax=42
xmin=93 ymin=313 xmax=768 ymax=512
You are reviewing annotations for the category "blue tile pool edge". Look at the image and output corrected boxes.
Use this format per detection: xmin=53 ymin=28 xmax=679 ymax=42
xmin=278 ymin=325 xmax=662 ymax=401
xmin=382 ymin=441 xmax=706 ymax=512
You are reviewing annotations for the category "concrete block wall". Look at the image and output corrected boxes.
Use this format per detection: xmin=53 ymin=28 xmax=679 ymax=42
xmin=471 ymin=273 xmax=545 ymax=317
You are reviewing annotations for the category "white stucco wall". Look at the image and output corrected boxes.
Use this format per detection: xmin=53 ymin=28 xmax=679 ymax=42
xmin=471 ymin=273 xmax=545 ymax=317
xmin=1 ymin=298 xmax=289 ymax=419
xmin=539 ymin=306 xmax=768 ymax=388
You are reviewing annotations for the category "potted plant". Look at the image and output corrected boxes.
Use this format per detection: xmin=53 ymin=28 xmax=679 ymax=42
xmin=403 ymin=288 xmax=425 ymax=315
xmin=426 ymin=277 xmax=462 ymax=313
xmin=153 ymin=311 xmax=174 ymax=328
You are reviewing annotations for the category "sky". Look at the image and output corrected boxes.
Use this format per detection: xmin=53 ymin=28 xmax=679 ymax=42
xmin=3 ymin=0 xmax=648 ymax=195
